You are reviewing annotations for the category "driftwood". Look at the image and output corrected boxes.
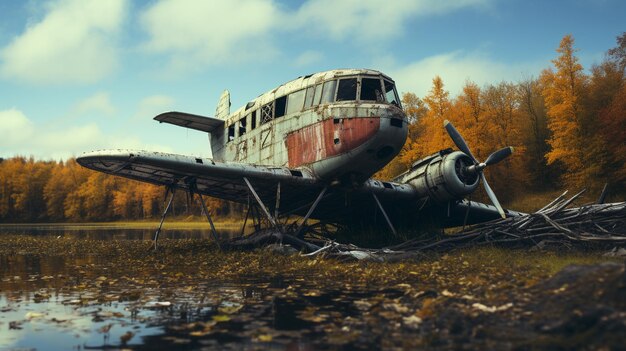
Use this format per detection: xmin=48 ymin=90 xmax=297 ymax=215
xmin=225 ymin=190 xmax=626 ymax=261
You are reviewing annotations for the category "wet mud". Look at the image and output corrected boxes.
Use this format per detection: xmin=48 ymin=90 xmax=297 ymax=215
xmin=0 ymin=235 xmax=624 ymax=350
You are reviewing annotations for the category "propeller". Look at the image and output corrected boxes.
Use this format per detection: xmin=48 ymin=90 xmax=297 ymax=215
xmin=443 ymin=120 xmax=514 ymax=218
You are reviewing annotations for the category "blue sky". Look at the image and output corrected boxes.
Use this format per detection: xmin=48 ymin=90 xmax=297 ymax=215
xmin=0 ymin=0 xmax=623 ymax=160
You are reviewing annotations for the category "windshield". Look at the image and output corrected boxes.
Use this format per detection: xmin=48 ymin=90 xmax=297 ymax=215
xmin=384 ymin=80 xmax=400 ymax=107
xmin=361 ymin=77 xmax=383 ymax=101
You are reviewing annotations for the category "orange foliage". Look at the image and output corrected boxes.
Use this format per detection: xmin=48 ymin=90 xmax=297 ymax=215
xmin=598 ymin=84 xmax=626 ymax=183
xmin=540 ymin=35 xmax=588 ymax=188
xmin=0 ymin=158 xmax=237 ymax=222
xmin=2 ymin=35 xmax=626 ymax=221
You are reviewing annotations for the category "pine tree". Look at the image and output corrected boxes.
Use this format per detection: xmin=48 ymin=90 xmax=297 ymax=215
xmin=540 ymin=35 xmax=588 ymax=188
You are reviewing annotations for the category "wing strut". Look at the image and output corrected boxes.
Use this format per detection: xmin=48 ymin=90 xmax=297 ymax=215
xmin=196 ymin=193 xmax=222 ymax=251
xmin=187 ymin=178 xmax=222 ymax=250
xmin=372 ymin=193 xmax=397 ymax=237
xmin=154 ymin=187 xmax=175 ymax=250
xmin=243 ymin=177 xmax=278 ymax=228
xmin=296 ymin=186 xmax=328 ymax=237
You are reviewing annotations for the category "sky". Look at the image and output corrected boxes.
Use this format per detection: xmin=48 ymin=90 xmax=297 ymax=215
xmin=0 ymin=0 xmax=624 ymax=160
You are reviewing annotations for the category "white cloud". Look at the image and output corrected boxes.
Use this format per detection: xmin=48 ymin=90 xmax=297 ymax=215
xmin=0 ymin=108 xmax=173 ymax=160
xmin=138 ymin=0 xmax=492 ymax=74
xmin=140 ymin=0 xmax=279 ymax=73
xmin=0 ymin=0 xmax=127 ymax=84
xmin=387 ymin=51 xmax=545 ymax=98
xmin=0 ymin=108 xmax=35 ymax=145
xmin=134 ymin=95 xmax=175 ymax=120
xmin=294 ymin=51 xmax=324 ymax=67
xmin=37 ymin=123 xmax=103 ymax=151
xmin=291 ymin=0 xmax=491 ymax=42
xmin=72 ymin=92 xmax=116 ymax=117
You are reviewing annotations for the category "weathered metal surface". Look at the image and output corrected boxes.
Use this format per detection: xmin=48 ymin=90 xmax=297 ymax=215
xmin=285 ymin=117 xmax=380 ymax=168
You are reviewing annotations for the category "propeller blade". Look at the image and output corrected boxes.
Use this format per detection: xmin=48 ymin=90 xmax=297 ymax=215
xmin=443 ymin=120 xmax=476 ymax=162
xmin=484 ymin=146 xmax=514 ymax=166
xmin=480 ymin=173 xmax=506 ymax=219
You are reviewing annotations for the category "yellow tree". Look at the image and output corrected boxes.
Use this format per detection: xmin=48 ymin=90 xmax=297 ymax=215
xmin=43 ymin=161 xmax=72 ymax=221
xmin=0 ymin=158 xmax=23 ymax=220
xmin=481 ymin=82 xmax=529 ymax=198
xmin=454 ymin=81 xmax=487 ymax=159
xmin=517 ymin=77 xmax=554 ymax=188
xmin=412 ymin=76 xmax=454 ymax=158
xmin=375 ymin=92 xmax=427 ymax=180
xmin=598 ymin=84 xmax=626 ymax=191
xmin=540 ymin=34 xmax=588 ymax=188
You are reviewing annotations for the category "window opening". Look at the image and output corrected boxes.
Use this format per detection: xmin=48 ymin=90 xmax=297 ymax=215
xmin=289 ymin=169 xmax=303 ymax=177
xmin=251 ymin=110 xmax=257 ymax=130
xmin=286 ymin=89 xmax=305 ymax=115
xmin=336 ymin=78 xmax=357 ymax=101
xmin=239 ymin=116 xmax=247 ymax=136
xmin=227 ymin=124 xmax=235 ymax=141
xmin=312 ymin=83 xmax=323 ymax=106
xmin=275 ymin=96 xmax=287 ymax=118
xmin=320 ymin=80 xmax=337 ymax=104
xmin=384 ymin=80 xmax=401 ymax=107
xmin=361 ymin=77 xmax=383 ymax=101
xmin=261 ymin=103 xmax=273 ymax=124
xmin=304 ymin=86 xmax=315 ymax=109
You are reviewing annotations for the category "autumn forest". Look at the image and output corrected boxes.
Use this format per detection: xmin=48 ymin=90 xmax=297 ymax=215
xmin=1 ymin=34 xmax=625 ymax=222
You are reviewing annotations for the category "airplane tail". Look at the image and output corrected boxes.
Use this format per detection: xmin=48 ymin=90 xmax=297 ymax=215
xmin=215 ymin=90 xmax=230 ymax=120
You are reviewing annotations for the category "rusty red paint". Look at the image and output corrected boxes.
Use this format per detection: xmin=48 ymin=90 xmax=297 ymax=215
xmin=285 ymin=117 xmax=380 ymax=167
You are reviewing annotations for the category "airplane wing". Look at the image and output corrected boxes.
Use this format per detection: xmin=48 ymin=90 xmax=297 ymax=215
xmin=77 ymin=149 xmax=522 ymax=228
xmin=77 ymin=150 xmax=327 ymax=215
xmin=154 ymin=111 xmax=224 ymax=133
xmin=355 ymin=181 xmax=524 ymax=228
xmin=76 ymin=150 xmax=418 ymax=221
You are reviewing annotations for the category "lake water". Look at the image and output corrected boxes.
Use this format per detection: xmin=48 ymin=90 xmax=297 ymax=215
xmin=0 ymin=226 xmax=408 ymax=350
xmin=0 ymin=223 xmax=241 ymax=241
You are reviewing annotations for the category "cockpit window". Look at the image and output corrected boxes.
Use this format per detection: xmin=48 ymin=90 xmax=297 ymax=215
xmin=361 ymin=77 xmax=383 ymax=101
xmin=384 ymin=80 xmax=401 ymax=107
xmin=336 ymin=78 xmax=357 ymax=101
xmin=320 ymin=80 xmax=337 ymax=104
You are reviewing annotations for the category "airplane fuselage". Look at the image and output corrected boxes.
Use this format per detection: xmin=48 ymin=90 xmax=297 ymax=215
xmin=212 ymin=69 xmax=408 ymax=184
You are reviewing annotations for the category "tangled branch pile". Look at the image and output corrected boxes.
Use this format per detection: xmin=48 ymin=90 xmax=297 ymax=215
xmin=225 ymin=191 xmax=626 ymax=261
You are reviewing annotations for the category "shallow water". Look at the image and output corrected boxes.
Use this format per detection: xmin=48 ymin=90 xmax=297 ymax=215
xmin=0 ymin=223 xmax=239 ymax=241
xmin=0 ymin=228 xmax=405 ymax=350
xmin=3 ymin=227 xmax=623 ymax=350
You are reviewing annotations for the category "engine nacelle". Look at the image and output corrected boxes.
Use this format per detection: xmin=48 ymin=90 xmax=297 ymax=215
xmin=396 ymin=149 xmax=480 ymax=203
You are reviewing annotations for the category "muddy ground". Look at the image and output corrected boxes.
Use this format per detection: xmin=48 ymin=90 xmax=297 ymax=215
xmin=0 ymin=235 xmax=624 ymax=350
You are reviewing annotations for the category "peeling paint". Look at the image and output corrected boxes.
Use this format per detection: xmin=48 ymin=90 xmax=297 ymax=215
xmin=286 ymin=117 xmax=380 ymax=167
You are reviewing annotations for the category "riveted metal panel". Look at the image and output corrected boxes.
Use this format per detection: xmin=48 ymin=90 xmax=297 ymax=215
xmin=285 ymin=117 xmax=380 ymax=167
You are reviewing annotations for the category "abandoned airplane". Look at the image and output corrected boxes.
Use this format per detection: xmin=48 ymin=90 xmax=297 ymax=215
xmin=77 ymin=69 xmax=522 ymax=238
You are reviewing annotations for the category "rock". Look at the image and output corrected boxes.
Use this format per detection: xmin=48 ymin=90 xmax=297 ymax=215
xmin=603 ymin=247 xmax=626 ymax=257
xmin=265 ymin=244 xmax=298 ymax=255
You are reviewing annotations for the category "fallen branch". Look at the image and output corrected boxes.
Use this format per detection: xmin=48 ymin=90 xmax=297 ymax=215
xmin=225 ymin=191 xmax=626 ymax=261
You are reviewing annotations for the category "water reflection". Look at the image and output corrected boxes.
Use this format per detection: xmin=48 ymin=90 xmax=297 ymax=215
xmin=0 ymin=229 xmax=408 ymax=350
xmin=0 ymin=223 xmax=240 ymax=240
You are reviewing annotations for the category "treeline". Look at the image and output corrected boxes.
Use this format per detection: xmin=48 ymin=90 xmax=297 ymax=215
xmin=378 ymin=33 xmax=626 ymax=202
xmin=1 ymin=34 xmax=625 ymax=222
xmin=0 ymin=157 xmax=240 ymax=222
